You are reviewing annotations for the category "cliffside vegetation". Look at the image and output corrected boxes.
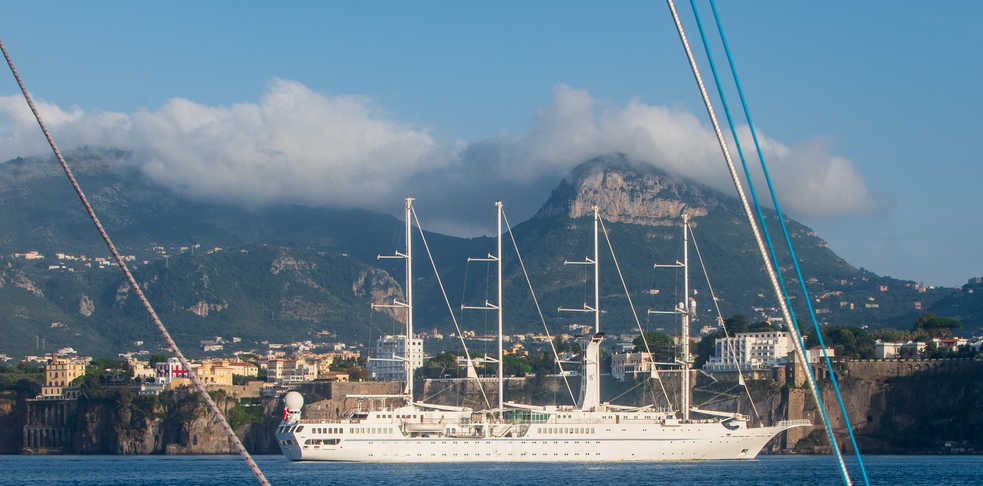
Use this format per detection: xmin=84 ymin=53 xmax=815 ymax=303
xmin=0 ymin=363 xmax=42 ymax=395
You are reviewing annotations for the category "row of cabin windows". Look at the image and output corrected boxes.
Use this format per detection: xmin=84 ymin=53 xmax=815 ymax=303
xmin=351 ymin=427 xmax=393 ymax=434
xmin=551 ymin=413 xmax=654 ymax=420
xmin=281 ymin=425 xmax=395 ymax=435
xmin=375 ymin=414 xmax=419 ymax=419
xmin=535 ymin=427 xmax=595 ymax=434
xmin=366 ymin=449 xmax=603 ymax=458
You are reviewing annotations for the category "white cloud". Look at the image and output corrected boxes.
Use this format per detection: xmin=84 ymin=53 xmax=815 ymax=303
xmin=454 ymin=84 xmax=875 ymax=219
xmin=0 ymin=80 xmax=875 ymax=232
xmin=1 ymin=80 xmax=438 ymax=209
xmin=0 ymin=95 xmax=82 ymax=157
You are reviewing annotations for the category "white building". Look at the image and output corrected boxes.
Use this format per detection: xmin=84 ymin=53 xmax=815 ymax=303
xmin=265 ymin=358 xmax=295 ymax=383
xmin=14 ymin=250 xmax=44 ymax=260
xmin=611 ymin=352 xmax=658 ymax=382
xmin=874 ymin=340 xmax=903 ymax=359
xmin=704 ymin=331 xmax=793 ymax=372
xmin=130 ymin=361 xmax=157 ymax=382
xmin=805 ymin=347 xmax=836 ymax=363
xmin=930 ymin=337 xmax=969 ymax=353
xmin=282 ymin=358 xmax=319 ymax=384
xmin=155 ymin=357 xmax=189 ymax=385
xmin=875 ymin=340 xmax=926 ymax=359
xmin=367 ymin=335 xmax=423 ymax=382
xmin=202 ymin=343 xmax=224 ymax=352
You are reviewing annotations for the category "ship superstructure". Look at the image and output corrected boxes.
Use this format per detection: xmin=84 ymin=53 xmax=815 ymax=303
xmin=276 ymin=200 xmax=808 ymax=462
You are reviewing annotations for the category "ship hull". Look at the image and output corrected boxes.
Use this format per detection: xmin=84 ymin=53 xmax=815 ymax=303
xmin=279 ymin=423 xmax=802 ymax=462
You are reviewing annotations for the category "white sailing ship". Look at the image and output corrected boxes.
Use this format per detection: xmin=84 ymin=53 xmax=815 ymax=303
xmin=275 ymin=198 xmax=809 ymax=462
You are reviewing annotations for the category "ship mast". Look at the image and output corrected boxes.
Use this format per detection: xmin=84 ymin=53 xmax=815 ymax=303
xmin=559 ymin=206 xmax=600 ymax=331
xmin=593 ymin=206 xmax=600 ymax=333
xmin=496 ymin=201 xmax=503 ymax=415
xmin=373 ymin=197 xmax=415 ymax=399
xmin=463 ymin=201 xmax=504 ymax=417
xmin=681 ymin=213 xmax=691 ymax=421
xmin=649 ymin=213 xmax=691 ymax=421
xmin=559 ymin=206 xmax=602 ymax=410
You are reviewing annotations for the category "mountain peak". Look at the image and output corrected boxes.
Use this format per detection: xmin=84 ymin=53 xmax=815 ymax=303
xmin=534 ymin=154 xmax=732 ymax=226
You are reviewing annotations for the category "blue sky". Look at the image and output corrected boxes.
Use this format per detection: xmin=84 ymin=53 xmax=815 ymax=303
xmin=2 ymin=1 xmax=981 ymax=287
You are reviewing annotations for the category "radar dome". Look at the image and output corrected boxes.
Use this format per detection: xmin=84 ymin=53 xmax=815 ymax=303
xmin=284 ymin=391 xmax=304 ymax=411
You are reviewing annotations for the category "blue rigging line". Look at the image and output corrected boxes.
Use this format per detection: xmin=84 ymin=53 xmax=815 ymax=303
xmin=690 ymin=1 xmax=871 ymax=484
xmin=702 ymin=4 xmax=873 ymax=483
xmin=684 ymin=8 xmax=838 ymax=470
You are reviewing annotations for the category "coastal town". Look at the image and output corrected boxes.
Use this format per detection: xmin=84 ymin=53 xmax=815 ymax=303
xmin=14 ymin=310 xmax=982 ymax=404
xmin=7 ymin=309 xmax=981 ymax=457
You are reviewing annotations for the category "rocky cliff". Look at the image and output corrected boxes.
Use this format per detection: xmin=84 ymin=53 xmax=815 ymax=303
xmin=782 ymin=359 xmax=983 ymax=454
xmin=535 ymin=155 xmax=725 ymax=225
xmin=9 ymin=381 xmax=409 ymax=455
xmin=16 ymin=388 xmax=282 ymax=455
xmin=0 ymin=391 xmax=30 ymax=454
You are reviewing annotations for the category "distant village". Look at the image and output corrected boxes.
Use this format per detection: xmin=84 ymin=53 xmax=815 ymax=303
xmin=10 ymin=243 xmax=237 ymax=273
xmin=11 ymin=314 xmax=983 ymax=409
xmin=7 ymin=247 xmax=959 ymax=327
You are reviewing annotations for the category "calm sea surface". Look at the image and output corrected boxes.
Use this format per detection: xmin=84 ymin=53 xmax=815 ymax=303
xmin=0 ymin=455 xmax=980 ymax=485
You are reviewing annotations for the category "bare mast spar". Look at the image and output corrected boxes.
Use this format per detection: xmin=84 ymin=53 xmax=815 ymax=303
xmin=649 ymin=213 xmax=691 ymax=420
xmin=558 ymin=206 xmax=602 ymax=410
xmin=372 ymin=197 xmax=415 ymax=399
xmin=463 ymin=201 xmax=504 ymax=417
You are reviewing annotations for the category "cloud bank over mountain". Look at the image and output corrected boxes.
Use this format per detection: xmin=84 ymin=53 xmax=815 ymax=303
xmin=0 ymin=80 xmax=875 ymax=235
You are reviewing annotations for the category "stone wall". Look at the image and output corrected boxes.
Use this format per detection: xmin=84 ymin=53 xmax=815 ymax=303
xmin=841 ymin=358 xmax=979 ymax=381
xmin=778 ymin=358 xmax=983 ymax=454
xmin=296 ymin=381 xmax=403 ymax=420
xmin=204 ymin=380 xmax=265 ymax=399
xmin=22 ymin=399 xmax=77 ymax=453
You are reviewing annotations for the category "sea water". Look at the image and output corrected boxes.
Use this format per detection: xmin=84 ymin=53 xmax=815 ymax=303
xmin=0 ymin=455 xmax=980 ymax=485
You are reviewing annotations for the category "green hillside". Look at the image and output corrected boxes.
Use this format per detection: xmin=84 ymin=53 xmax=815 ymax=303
xmin=0 ymin=150 xmax=974 ymax=358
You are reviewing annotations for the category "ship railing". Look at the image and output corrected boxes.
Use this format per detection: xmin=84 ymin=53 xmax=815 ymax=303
xmin=775 ymin=419 xmax=812 ymax=427
xmin=688 ymin=418 xmax=729 ymax=424
xmin=298 ymin=418 xmax=347 ymax=424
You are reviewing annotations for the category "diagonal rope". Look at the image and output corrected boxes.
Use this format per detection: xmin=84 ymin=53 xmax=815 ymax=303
xmin=500 ymin=210 xmax=577 ymax=405
xmin=664 ymin=1 xmax=852 ymax=483
xmin=420 ymin=382 xmax=461 ymax=404
xmin=702 ymin=1 xmax=870 ymax=482
xmin=597 ymin=219 xmax=673 ymax=411
xmin=0 ymin=39 xmax=271 ymax=486
xmin=410 ymin=207 xmax=491 ymax=409
xmin=605 ymin=379 xmax=648 ymax=404
xmin=687 ymin=222 xmax=759 ymax=422
xmin=688 ymin=0 xmax=865 ymax=482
